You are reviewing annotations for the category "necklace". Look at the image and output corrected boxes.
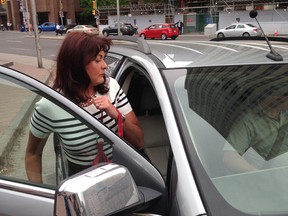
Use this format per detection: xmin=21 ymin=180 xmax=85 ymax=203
xmin=79 ymin=94 xmax=96 ymax=107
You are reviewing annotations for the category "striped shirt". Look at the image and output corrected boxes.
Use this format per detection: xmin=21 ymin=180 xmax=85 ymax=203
xmin=30 ymin=78 xmax=132 ymax=166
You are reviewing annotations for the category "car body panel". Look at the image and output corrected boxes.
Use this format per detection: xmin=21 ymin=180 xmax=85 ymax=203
xmin=216 ymin=23 xmax=262 ymax=37
xmin=37 ymin=22 xmax=59 ymax=32
xmin=138 ymin=23 xmax=179 ymax=40
xmin=67 ymin=25 xmax=99 ymax=34
xmin=145 ymin=40 xmax=288 ymax=67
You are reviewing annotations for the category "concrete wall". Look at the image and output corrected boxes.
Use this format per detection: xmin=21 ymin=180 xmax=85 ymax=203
xmin=218 ymin=10 xmax=288 ymax=35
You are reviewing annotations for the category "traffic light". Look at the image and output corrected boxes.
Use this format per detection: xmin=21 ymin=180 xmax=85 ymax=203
xmin=1 ymin=0 xmax=6 ymax=5
xmin=92 ymin=0 xmax=97 ymax=9
xmin=92 ymin=10 xmax=96 ymax=16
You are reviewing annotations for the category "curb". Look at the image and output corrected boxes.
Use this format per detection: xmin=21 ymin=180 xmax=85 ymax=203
xmin=1 ymin=62 xmax=14 ymax=67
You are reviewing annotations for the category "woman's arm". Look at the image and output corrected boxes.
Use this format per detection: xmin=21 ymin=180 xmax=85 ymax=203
xmin=25 ymin=131 xmax=47 ymax=183
xmin=93 ymin=96 xmax=144 ymax=150
xmin=122 ymin=111 xmax=144 ymax=150
xmin=223 ymin=151 xmax=258 ymax=173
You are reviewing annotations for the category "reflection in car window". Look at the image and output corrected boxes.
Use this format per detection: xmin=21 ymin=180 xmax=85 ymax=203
xmin=105 ymin=53 xmax=123 ymax=77
xmin=0 ymin=74 xmax=112 ymax=187
xmin=0 ymin=77 xmax=57 ymax=186
xmin=227 ymin=25 xmax=236 ymax=30
xmin=170 ymin=64 xmax=288 ymax=215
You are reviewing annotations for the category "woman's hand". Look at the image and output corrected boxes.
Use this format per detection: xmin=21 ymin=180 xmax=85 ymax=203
xmin=93 ymin=96 xmax=118 ymax=120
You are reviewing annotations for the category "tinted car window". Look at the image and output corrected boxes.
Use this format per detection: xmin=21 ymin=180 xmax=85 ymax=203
xmin=165 ymin=64 xmax=288 ymax=215
xmin=227 ymin=25 xmax=236 ymax=30
xmin=0 ymin=73 xmax=113 ymax=187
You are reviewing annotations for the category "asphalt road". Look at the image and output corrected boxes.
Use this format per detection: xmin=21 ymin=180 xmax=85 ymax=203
xmin=0 ymin=31 xmax=62 ymax=61
xmin=0 ymin=30 xmax=212 ymax=62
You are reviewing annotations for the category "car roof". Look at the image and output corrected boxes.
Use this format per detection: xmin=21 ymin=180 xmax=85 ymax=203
xmin=109 ymin=36 xmax=288 ymax=68
xmin=150 ymin=23 xmax=174 ymax=25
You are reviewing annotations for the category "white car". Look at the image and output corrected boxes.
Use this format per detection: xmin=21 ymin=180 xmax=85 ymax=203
xmin=216 ymin=23 xmax=262 ymax=37
xmin=66 ymin=24 xmax=99 ymax=34
xmin=1 ymin=33 xmax=288 ymax=215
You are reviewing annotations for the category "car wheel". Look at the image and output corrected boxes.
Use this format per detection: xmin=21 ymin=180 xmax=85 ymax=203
xmin=140 ymin=34 xmax=146 ymax=39
xmin=38 ymin=29 xmax=42 ymax=34
xmin=161 ymin=34 xmax=167 ymax=40
xmin=171 ymin=36 xmax=177 ymax=40
xmin=243 ymin=32 xmax=250 ymax=37
xmin=103 ymin=31 xmax=108 ymax=37
xmin=217 ymin=32 xmax=224 ymax=38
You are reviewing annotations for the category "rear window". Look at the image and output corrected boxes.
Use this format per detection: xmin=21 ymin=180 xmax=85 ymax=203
xmin=169 ymin=24 xmax=177 ymax=28
xmin=246 ymin=24 xmax=257 ymax=27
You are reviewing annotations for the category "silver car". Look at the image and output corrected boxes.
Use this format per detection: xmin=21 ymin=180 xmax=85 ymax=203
xmin=1 ymin=34 xmax=288 ymax=215
xmin=216 ymin=23 xmax=262 ymax=37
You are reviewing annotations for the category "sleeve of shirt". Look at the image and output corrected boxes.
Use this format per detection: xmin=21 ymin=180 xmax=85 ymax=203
xmin=30 ymin=98 xmax=53 ymax=139
xmin=109 ymin=78 xmax=132 ymax=115
xmin=224 ymin=116 xmax=252 ymax=156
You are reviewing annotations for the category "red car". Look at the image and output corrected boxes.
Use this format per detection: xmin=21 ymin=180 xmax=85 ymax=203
xmin=139 ymin=23 xmax=179 ymax=40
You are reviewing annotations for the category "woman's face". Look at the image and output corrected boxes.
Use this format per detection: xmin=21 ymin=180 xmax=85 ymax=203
xmin=85 ymin=50 xmax=108 ymax=87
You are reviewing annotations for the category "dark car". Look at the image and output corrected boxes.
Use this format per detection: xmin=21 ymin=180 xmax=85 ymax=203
xmin=138 ymin=23 xmax=179 ymax=40
xmin=61 ymin=23 xmax=77 ymax=34
xmin=102 ymin=23 xmax=137 ymax=36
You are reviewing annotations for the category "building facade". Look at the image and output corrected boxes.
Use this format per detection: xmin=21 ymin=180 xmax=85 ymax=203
xmin=1 ymin=0 xmax=288 ymax=32
xmin=0 ymin=0 xmax=82 ymax=31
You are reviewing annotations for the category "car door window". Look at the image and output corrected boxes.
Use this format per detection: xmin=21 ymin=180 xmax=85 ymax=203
xmin=0 ymin=73 xmax=113 ymax=188
xmin=227 ymin=25 xmax=236 ymax=30
xmin=115 ymin=66 xmax=171 ymax=180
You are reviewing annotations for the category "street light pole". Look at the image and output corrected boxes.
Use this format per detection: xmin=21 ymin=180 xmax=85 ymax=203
xmin=24 ymin=0 xmax=31 ymax=36
xmin=30 ymin=0 xmax=43 ymax=68
xmin=117 ymin=0 xmax=121 ymax=35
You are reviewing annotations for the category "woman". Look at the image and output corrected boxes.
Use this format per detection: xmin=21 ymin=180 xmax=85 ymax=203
xmin=25 ymin=32 xmax=144 ymax=183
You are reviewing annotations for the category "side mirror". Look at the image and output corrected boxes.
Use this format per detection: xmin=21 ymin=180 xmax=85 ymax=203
xmin=54 ymin=163 xmax=162 ymax=215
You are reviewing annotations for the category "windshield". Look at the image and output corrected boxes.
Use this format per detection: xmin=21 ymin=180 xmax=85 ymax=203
xmin=165 ymin=64 xmax=288 ymax=215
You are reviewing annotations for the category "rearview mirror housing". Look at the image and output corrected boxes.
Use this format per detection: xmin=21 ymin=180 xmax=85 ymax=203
xmin=54 ymin=163 xmax=141 ymax=215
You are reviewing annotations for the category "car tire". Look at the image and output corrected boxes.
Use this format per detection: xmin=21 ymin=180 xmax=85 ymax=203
xmin=243 ymin=32 xmax=250 ymax=37
xmin=217 ymin=32 xmax=224 ymax=38
xmin=171 ymin=36 xmax=177 ymax=40
xmin=140 ymin=34 xmax=146 ymax=39
xmin=161 ymin=34 xmax=167 ymax=40
xmin=38 ymin=29 xmax=42 ymax=33
xmin=103 ymin=31 xmax=108 ymax=37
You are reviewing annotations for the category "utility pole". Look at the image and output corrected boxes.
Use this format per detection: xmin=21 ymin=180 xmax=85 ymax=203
xmin=30 ymin=0 xmax=43 ymax=68
xmin=92 ymin=0 xmax=97 ymax=27
xmin=24 ymin=0 xmax=31 ymax=35
xmin=59 ymin=0 xmax=64 ymax=25
xmin=117 ymin=0 xmax=121 ymax=35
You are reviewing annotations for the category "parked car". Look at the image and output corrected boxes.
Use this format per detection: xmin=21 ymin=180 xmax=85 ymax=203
xmin=37 ymin=22 xmax=62 ymax=33
xmin=66 ymin=24 xmax=99 ymax=34
xmin=138 ymin=23 xmax=179 ymax=40
xmin=102 ymin=22 xmax=137 ymax=36
xmin=215 ymin=23 xmax=262 ymax=38
xmin=61 ymin=23 xmax=77 ymax=34
xmin=2 ymin=20 xmax=288 ymax=215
